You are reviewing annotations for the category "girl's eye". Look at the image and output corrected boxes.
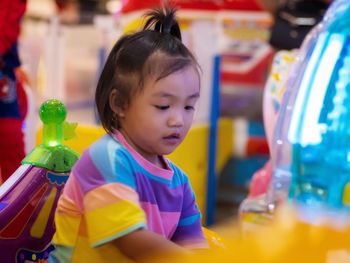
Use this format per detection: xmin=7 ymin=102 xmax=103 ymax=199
xmin=155 ymin=105 xmax=169 ymax=110
xmin=185 ymin=106 xmax=195 ymax=111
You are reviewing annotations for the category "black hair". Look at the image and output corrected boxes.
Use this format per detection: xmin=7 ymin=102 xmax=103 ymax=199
xmin=95 ymin=6 xmax=200 ymax=134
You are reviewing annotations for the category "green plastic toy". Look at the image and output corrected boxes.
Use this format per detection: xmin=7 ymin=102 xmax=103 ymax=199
xmin=22 ymin=99 xmax=79 ymax=172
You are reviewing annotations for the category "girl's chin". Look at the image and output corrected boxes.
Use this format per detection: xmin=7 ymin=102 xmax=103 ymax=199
xmin=158 ymin=148 xmax=177 ymax=156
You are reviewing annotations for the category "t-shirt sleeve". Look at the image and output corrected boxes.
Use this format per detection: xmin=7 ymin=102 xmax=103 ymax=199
xmin=84 ymin=183 xmax=146 ymax=248
xmin=51 ymin=170 xmax=94 ymax=262
xmin=171 ymin=173 xmax=208 ymax=249
xmin=80 ymin=140 xmax=147 ymax=247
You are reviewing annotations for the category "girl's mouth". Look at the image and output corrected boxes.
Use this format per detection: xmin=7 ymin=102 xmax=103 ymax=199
xmin=163 ymin=133 xmax=181 ymax=145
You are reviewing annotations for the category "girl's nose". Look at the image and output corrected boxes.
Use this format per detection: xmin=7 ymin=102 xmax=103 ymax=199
xmin=168 ymin=111 xmax=184 ymax=127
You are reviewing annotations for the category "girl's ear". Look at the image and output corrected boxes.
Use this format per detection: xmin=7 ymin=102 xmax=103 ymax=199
xmin=109 ymin=89 xmax=125 ymax=118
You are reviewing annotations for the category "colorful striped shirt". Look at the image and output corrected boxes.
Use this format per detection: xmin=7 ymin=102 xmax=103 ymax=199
xmin=49 ymin=131 xmax=207 ymax=262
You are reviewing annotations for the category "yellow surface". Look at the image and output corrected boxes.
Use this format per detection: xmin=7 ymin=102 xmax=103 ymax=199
xmin=30 ymin=187 xmax=57 ymax=238
xmin=36 ymin=125 xmax=106 ymax=154
xmin=216 ymin=118 xmax=234 ymax=173
xmin=36 ymin=118 xmax=234 ymax=218
xmin=343 ymin=183 xmax=350 ymax=206
xmin=123 ymin=17 xmax=144 ymax=33
xmin=169 ymin=206 xmax=350 ymax=263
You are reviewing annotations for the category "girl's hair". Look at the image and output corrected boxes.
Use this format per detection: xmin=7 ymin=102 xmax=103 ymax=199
xmin=95 ymin=6 xmax=199 ymax=134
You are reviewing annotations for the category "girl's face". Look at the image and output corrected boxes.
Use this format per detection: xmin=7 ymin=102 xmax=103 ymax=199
xmin=117 ymin=65 xmax=200 ymax=165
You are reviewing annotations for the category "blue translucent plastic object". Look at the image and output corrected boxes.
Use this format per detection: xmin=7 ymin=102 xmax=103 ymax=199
xmin=270 ymin=0 xmax=350 ymax=211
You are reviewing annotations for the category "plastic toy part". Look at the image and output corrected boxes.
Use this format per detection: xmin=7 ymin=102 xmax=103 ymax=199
xmin=272 ymin=0 xmax=350 ymax=212
xmin=0 ymin=99 xmax=79 ymax=262
xmin=238 ymin=50 xmax=298 ymax=231
xmin=39 ymin=98 xmax=67 ymax=146
xmin=239 ymin=0 xmax=350 ymax=233
xmin=22 ymin=99 xmax=79 ymax=173
xmin=0 ymin=165 xmax=66 ymax=263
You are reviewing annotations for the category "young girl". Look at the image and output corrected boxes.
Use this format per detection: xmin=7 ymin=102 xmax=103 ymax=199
xmin=49 ymin=6 xmax=207 ymax=263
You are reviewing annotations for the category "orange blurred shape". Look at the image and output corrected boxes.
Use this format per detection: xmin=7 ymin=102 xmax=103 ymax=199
xmin=180 ymin=206 xmax=350 ymax=263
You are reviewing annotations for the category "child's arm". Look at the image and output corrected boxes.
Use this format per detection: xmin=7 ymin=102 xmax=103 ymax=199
xmin=171 ymin=175 xmax=208 ymax=249
xmin=113 ymin=228 xmax=187 ymax=262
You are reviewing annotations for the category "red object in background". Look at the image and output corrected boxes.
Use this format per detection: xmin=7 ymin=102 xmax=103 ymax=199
xmin=0 ymin=118 xmax=25 ymax=183
xmin=0 ymin=80 xmax=27 ymax=183
xmin=248 ymin=159 xmax=272 ymax=198
xmin=220 ymin=0 xmax=262 ymax=11
xmin=16 ymin=82 xmax=28 ymax=120
xmin=221 ymin=48 xmax=274 ymax=87
xmin=0 ymin=0 xmax=26 ymax=54
xmin=55 ymin=0 xmax=69 ymax=11
xmin=121 ymin=0 xmax=263 ymax=13
xmin=246 ymin=137 xmax=269 ymax=157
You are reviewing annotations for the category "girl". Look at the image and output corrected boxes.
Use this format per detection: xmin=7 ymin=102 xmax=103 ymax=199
xmin=49 ymin=6 xmax=207 ymax=263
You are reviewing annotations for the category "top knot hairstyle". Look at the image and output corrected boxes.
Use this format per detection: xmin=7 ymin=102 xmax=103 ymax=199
xmin=143 ymin=7 xmax=182 ymax=40
xmin=95 ymin=5 xmax=200 ymax=134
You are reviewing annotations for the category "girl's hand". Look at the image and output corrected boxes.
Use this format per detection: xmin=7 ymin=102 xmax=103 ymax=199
xmin=112 ymin=228 xmax=188 ymax=262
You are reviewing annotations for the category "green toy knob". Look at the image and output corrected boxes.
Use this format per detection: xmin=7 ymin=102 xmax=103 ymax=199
xmin=39 ymin=99 xmax=66 ymax=147
xmin=39 ymin=99 xmax=67 ymax=125
xmin=23 ymin=99 xmax=79 ymax=172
